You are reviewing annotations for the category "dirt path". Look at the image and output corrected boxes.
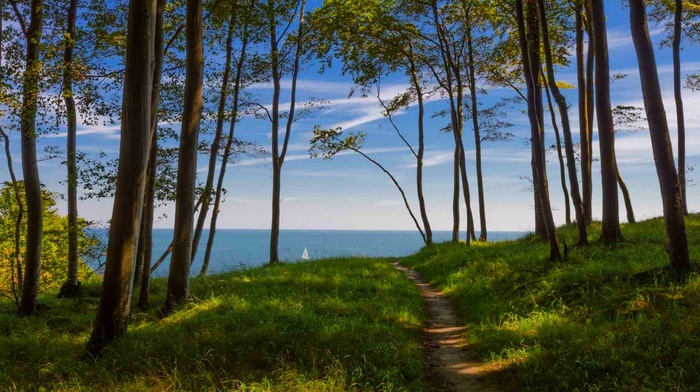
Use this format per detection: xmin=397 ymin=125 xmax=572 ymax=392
xmin=393 ymin=261 xmax=517 ymax=392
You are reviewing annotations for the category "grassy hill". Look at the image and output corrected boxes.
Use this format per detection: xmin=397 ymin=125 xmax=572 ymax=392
xmin=403 ymin=214 xmax=700 ymax=391
xmin=2 ymin=215 xmax=700 ymax=390
xmin=0 ymin=258 xmax=425 ymax=391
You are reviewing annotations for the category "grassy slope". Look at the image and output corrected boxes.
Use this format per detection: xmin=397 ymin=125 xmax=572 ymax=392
xmin=403 ymin=214 xmax=700 ymax=391
xmin=0 ymin=258 xmax=425 ymax=391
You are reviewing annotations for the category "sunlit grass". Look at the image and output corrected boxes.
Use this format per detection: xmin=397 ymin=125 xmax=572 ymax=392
xmin=402 ymin=214 xmax=700 ymax=391
xmin=0 ymin=257 xmax=425 ymax=391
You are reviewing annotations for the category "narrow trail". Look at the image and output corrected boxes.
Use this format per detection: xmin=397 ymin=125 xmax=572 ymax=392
xmin=393 ymin=261 xmax=518 ymax=392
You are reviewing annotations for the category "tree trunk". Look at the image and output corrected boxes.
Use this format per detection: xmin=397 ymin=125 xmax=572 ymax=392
xmin=629 ymin=0 xmax=689 ymax=270
xmin=163 ymin=0 xmax=204 ymax=314
xmin=617 ymin=165 xmax=635 ymax=223
xmin=269 ymin=0 xmax=305 ymax=264
xmin=673 ymin=0 xmax=687 ymax=215
xmin=18 ymin=0 xmax=45 ymax=316
xmin=584 ymin=2 xmax=595 ymax=225
xmin=592 ymin=0 xmax=622 ymax=243
xmin=539 ymin=0 xmax=588 ymax=245
xmin=465 ymin=29 xmax=487 ymax=241
xmin=543 ymin=75 xmax=571 ymax=226
xmin=86 ymin=0 xmax=156 ymax=354
xmin=577 ymin=2 xmax=593 ymax=226
xmin=137 ymin=132 xmax=157 ymax=310
xmin=191 ymin=13 xmax=236 ymax=264
xmin=201 ymin=25 xmax=250 ymax=276
xmin=0 ymin=7 xmax=24 ymax=307
xmin=58 ymin=0 xmax=81 ymax=298
xmin=452 ymin=143 xmax=460 ymax=243
xmin=408 ymin=45 xmax=432 ymax=245
xmin=517 ymin=0 xmax=560 ymax=260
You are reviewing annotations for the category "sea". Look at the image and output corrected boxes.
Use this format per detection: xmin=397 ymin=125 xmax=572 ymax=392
xmin=94 ymin=229 xmax=525 ymax=276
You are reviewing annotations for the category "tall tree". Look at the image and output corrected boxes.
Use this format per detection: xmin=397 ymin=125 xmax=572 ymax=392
xmin=591 ymin=0 xmax=622 ymax=243
xmin=580 ymin=1 xmax=594 ymax=225
xmin=163 ymin=0 xmax=204 ymax=313
xmin=539 ymin=0 xmax=587 ymax=245
xmin=542 ymin=73 xmax=571 ymax=226
xmin=10 ymin=0 xmax=46 ymax=316
xmin=86 ymin=0 xmax=156 ymax=353
xmin=191 ymin=8 xmax=237 ymax=264
xmin=59 ymin=0 xmax=81 ymax=298
xmin=673 ymin=0 xmax=687 ymax=215
xmin=629 ymin=0 xmax=689 ymax=270
xmin=137 ymin=0 xmax=166 ymax=310
xmin=268 ymin=0 xmax=306 ymax=264
xmin=516 ymin=0 xmax=560 ymax=260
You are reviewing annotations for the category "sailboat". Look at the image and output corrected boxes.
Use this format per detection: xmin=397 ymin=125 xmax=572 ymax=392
xmin=301 ymin=248 xmax=310 ymax=260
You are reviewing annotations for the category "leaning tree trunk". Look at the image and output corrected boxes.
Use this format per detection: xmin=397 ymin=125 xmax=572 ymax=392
xmin=466 ymin=28 xmax=488 ymax=241
xmin=59 ymin=0 xmax=81 ymax=298
xmin=452 ymin=143 xmax=460 ymax=243
xmin=18 ymin=0 xmax=45 ymax=317
xmin=592 ymin=0 xmax=622 ymax=243
xmin=543 ymin=76 xmax=572 ymax=226
xmin=191 ymin=12 xmax=236 ymax=263
xmin=616 ymin=165 xmax=635 ymax=223
xmin=408 ymin=46 xmax=432 ymax=245
xmin=539 ymin=0 xmax=587 ymax=244
xmin=673 ymin=0 xmax=687 ymax=215
xmin=201 ymin=24 xmax=250 ymax=276
xmin=86 ymin=0 xmax=156 ymax=354
xmin=163 ymin=0 xmax=204 ymax=314
xmin=517 ymin=0 xmax=560 ymax=260
xmin=629 ymin=0 xmax=689 ymax=270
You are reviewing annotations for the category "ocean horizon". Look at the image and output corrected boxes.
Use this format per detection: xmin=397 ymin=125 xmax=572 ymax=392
xmin=92 ymin=229 xmax=526 ymax=276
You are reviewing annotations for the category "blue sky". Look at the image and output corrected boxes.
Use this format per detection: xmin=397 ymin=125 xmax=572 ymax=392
xmin=6 ymin=0 xmax=700 ymax=232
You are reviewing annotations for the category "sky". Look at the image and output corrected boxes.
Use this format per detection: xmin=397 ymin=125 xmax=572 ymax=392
xmin=4 ymin=0 xmax=700 ymax=233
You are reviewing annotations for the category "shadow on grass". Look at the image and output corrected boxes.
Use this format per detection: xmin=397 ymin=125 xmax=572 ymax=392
xmin=402 ymin=214 xmax=700 ymax=391
xmin=0 ymin=257 xmax=427 ymax=391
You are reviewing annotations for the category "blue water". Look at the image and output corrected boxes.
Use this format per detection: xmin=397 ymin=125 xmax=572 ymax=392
xmin=139 ymin=229 xmax=524 ymax=276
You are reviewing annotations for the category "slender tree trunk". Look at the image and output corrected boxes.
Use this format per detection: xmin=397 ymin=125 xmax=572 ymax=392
xmin=18 ymin=0 xmax=45 ymax=316
xmin=466 ymin=31 xmax=487 ymax=241
xmin=452 ymin=143 xmax=460 ymax=243
xmin=269 ymin=0 xmax=305 ymax=264
xmin=137 ymin=133 xmax=157 ymax=310
xmin=163 ymin=0 xmax=204 ymax=314
xmin=539 ymin=0 xmax=588 ymax=244
xmin=517 ymin=0 xmax=560 ymax=260
xmin=353 ymin=148 xmax=426 ymax=243
xmin=577 ymin=2 xmax=593 ymax=226
xmin=673 ymin=0 xmax=687 ymax=215
xmin=408 ymin=45 xmax=432 ymax=245
xmin=201 ymin=26 xmax=250 ymax=276
xmin=592 ymin=0 xmax=622 ymax=243
xmin=86 ymin=0 xmax=156 ymax=354
xmin=0 ymin=9 xmax=24 ymax=307
xmin=191 ymin=13 xmax=236 ymax=264
xmin=629 ymin=0 xmax=689 ymax=269
xmin=543 ymin=76 xmax=571 ymax=226
xmin=617 ymin=165 xmax=635 ymax=223
xmin=0 ymin=127 xmax=23 ymax=306
xmin=58 ymin=0 xmax=81 ymax=298
xmin=584 ymin=2 xmax=595 ymax=225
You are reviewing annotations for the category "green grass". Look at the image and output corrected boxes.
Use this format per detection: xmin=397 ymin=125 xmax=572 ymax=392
xmin=0 ymin=257 xmax=425 ymax=391
xmin=402 ymin=214 xmax=700 ymax=391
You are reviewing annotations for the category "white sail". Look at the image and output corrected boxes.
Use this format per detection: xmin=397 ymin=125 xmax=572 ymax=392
xmin=301 ymin=248 xmax=310 ymax=260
